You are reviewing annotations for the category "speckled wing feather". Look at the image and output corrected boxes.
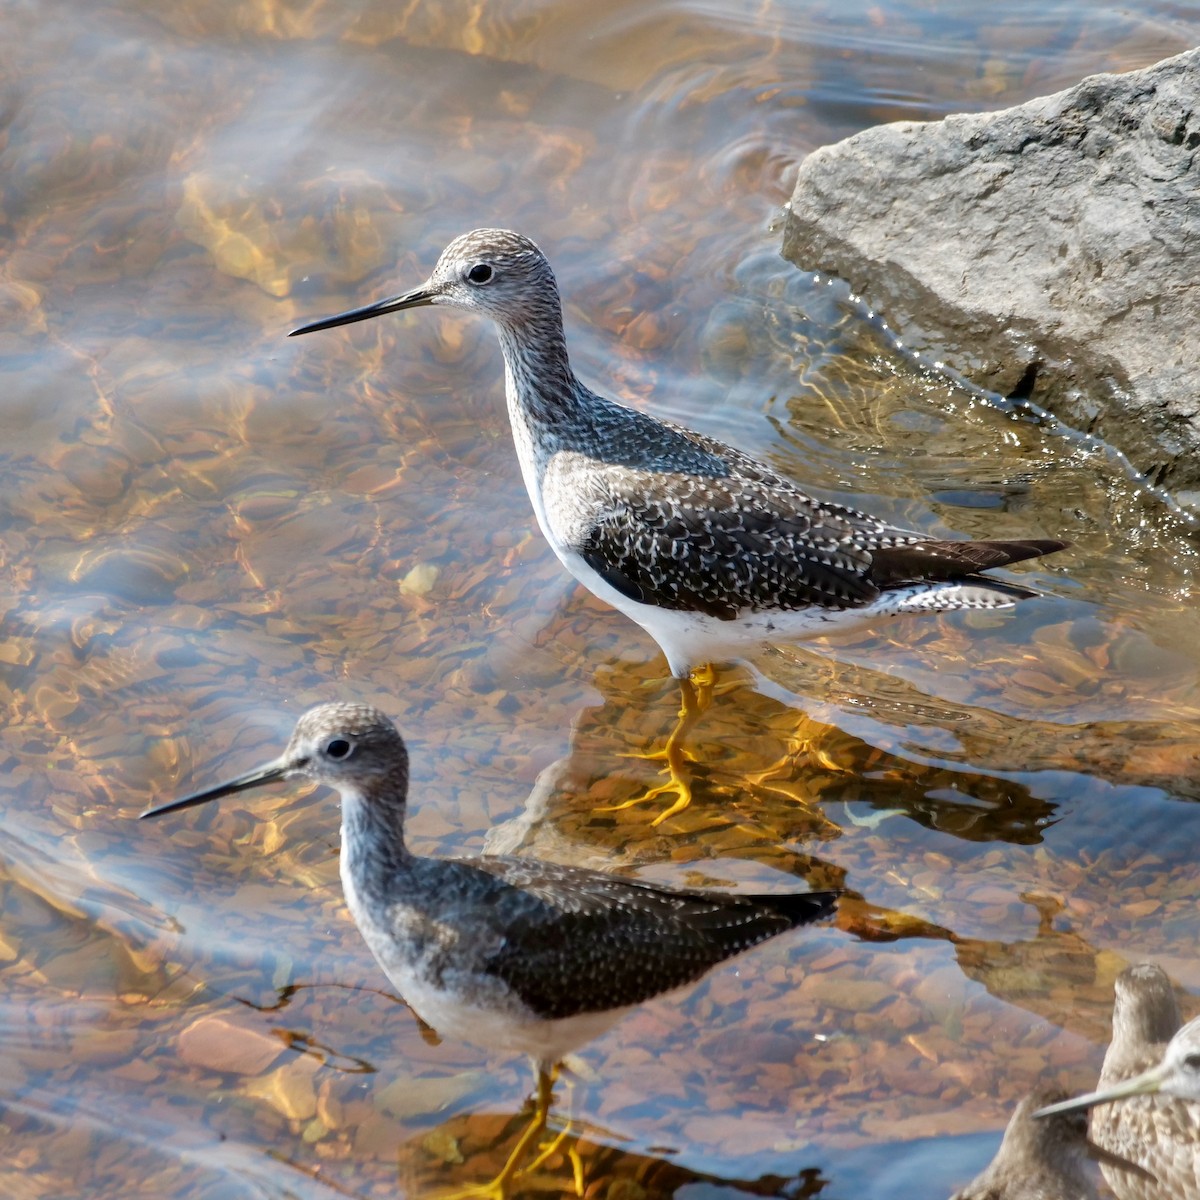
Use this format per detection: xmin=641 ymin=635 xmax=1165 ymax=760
xmin=462 ymin=855 xmax=836 ymax=1020
xmin=1092 ymin=1059 xmax=1200 ymax=1200
xmin=577 ymin=467 xmax=896 ymax=618
xmin=559 ymin=419 xmax=1064 ymax=619
xmin=554 ymin=426 xmax=895 ymax=619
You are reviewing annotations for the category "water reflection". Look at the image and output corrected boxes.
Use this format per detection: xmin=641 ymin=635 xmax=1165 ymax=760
xmin=481 ymin=655 xmax=1195 ymax=861
xmin=397 ymin=1104 xmax=835 ymax=1198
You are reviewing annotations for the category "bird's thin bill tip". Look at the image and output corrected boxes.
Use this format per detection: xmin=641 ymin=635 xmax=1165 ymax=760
xmin=136 ymin=761 xmax=288 ymax=823
xmin=137 ymin=798 xmax=192 ymax=821
xmin=1032 ymin=1091 xmax=1115 ymax=1119
xmin=288 ymin=289 xmax=434 ymax=340
xmin=1031 ymin=1098 xmax=1078 ymax=1119
xmin=288 ymin=317 xmax=337 ymax=337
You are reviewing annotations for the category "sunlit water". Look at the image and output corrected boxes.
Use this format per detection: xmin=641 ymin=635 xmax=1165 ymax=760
xmin=3 ymin=1 xmax=1200 ymax=1196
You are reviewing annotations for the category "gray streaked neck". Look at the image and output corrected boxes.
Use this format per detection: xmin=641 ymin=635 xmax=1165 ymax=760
xmin=338 ymin=782 xmax=413 ymax=905
xmin=494 ymin=305 xmax=586 ymax=428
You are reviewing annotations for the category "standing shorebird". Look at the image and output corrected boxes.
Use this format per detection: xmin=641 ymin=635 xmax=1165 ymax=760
xmin=290 ymin=230 xmax=1068 ymax=821
xmin=950 ymin=1089 xmax=1149 ymax=1200
xmin=140 ymin=702 xmax=837 ymax=1198
xmin=1035 ymin=963 xmax=1200 ymax=1200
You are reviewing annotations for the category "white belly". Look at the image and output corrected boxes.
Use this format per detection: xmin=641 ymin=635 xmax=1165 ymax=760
xmin=396 ymin=969 xmax=633 ymax=1066
xmin=553 ymin=545 xmax=868 ymax=678
xmin=342 ymin=851 xmax=633 ymax=1067
xmin=547 ymin=547 xmax=1016 ymax=678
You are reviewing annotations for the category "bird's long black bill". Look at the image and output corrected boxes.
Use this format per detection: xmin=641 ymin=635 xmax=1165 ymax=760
xmin=289 ymin=287 xmax=434 ymax=337
xmin=1032 ymin=1062 xmax=1168 ymax=1119
xmin=139 ymin=759 xmax=289 ymax=820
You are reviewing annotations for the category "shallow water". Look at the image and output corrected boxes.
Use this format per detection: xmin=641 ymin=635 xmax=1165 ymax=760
xmin=3 ymin=1 xmax=1200 ymax=1196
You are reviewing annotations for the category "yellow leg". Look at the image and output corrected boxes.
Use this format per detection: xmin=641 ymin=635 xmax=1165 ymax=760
xmin=743 ymin=716 xmax=835 ymax=793
xmin=517 ymin=1070 xmax=579 ymax=1191
xmin=435 ymin=1064 xmax=557 ymax=1200
xmin=691 ymin=661 xmax=716 ymax=708
xmin=605 ymin=665 xmax=714 ymax=825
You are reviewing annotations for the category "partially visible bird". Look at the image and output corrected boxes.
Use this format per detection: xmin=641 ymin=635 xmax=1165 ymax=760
xmin=290 ymin=229 xmax=1068 ymax=821
xmin=1035 ymin=963 xmax=1200 ymax=1200
xmin=139 ymin=701 xmax=837 ymax=1198
xmin=951 ymin=1088 xmax=1149 ymax=1200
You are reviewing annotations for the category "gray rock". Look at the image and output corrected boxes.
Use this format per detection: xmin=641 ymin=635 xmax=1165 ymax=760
xmin=782 ymin=48 xmax=1200 ymax=508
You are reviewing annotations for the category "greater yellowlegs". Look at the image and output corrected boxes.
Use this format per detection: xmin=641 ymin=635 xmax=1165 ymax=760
xmin=290 ymin=230 xmax=1068 ymax=821
xmin=140 ymin=701 xmax=837 ymax=1198
xmin=951 ymin=1089 xmax=1148 ymax=1200
xmin=1035 ymin=963 xmax=1200 ymax=1200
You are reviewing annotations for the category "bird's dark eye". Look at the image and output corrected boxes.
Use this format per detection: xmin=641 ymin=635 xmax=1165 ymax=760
xmin=1185 ymin=1053 xmax=1200 ymax=1071
xmin=324 ymin=737 xmax=354 ymax=760
xmin=466 ymin=262 xmax=493 ymax=285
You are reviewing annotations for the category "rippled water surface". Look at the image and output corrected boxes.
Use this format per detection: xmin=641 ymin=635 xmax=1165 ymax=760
xmin=4 ymin=1 xmax=1200 ymax=1196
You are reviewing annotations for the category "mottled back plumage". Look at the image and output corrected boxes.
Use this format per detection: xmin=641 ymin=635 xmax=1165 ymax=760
xmin=388 ymin=852 xmax=833 ymax=1020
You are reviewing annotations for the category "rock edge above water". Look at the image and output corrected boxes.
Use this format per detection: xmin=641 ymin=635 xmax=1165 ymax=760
xmin=783 ymin=47 xmax=1200 ymax=509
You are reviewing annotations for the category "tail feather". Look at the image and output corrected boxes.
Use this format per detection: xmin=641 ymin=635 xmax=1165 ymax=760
xmin=748 ymin=890 xmax=839 ymax=930
xmin=884 ymin=579 xmax=1039 ymax=614
xmin=870 ymin=537 xmax=1068 ymax=587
